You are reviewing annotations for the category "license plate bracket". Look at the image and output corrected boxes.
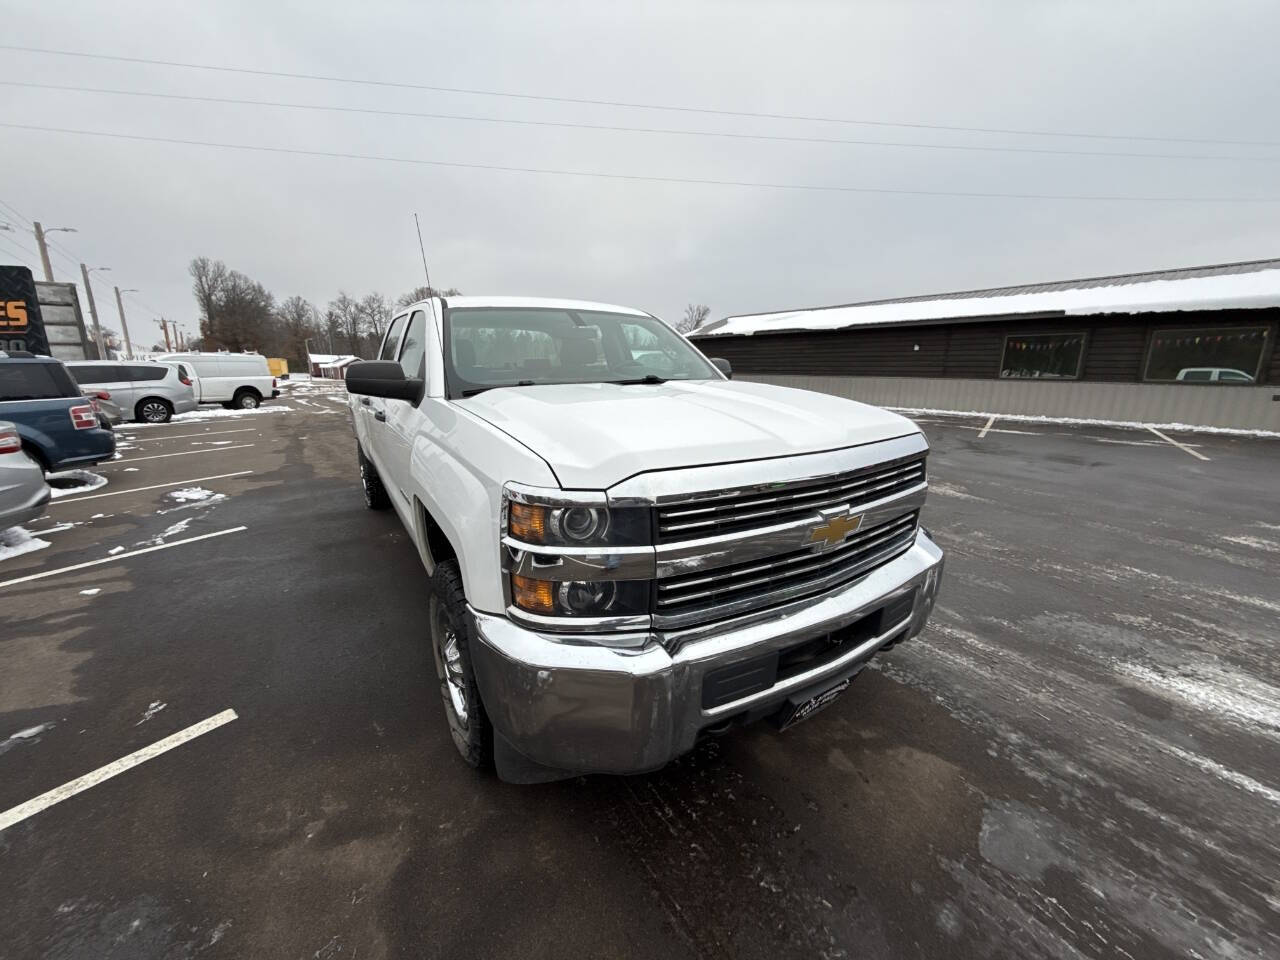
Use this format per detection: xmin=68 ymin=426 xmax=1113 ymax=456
xmin=776 ymin=676 xmax=852 ymax=731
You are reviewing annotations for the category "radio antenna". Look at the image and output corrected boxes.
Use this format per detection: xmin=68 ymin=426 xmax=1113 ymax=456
xmin=413 ymin=213 xmax=433 ymax=292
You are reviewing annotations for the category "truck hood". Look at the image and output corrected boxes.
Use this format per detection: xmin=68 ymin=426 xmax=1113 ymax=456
xmin=455 ymin=380 xmax=920 ymax=489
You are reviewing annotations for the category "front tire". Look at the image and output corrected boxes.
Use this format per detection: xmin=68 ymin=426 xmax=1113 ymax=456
xmin=429 ymin=560 xmax=492 ymax=769
xmin=136 ymin=398 xmax=173 ymax=423
xmin=357 ymin=445 xmax=391 ymax=510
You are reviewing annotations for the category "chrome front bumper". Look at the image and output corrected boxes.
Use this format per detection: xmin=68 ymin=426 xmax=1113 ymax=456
xmin=470 ymin=528 xmax=943 ymax=775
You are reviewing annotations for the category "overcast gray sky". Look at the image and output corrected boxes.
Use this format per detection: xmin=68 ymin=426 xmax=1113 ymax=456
xmin=3 ymin=0 xmax=1278 ymax=351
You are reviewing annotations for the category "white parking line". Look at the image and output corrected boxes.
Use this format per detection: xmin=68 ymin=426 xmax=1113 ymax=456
xmin=0 ymin=709 xmax=238 ymax=832
xmin=112 ymin=444 xmax=254 ymax=465
xmin=0 ymin=527 xmax=248 ymax=589
xmin=978 ymin=415 xmax=997 ymax=439
xmin=53 ymin=471 xmax=253 ymax=505
xmin=129 ymin=428 xmax=256 ymax=443
xmin=1147 ymin=426 xmax=1212 ymax=461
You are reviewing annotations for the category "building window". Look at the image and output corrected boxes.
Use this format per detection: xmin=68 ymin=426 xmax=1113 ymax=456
xmin=1144 ymin=326 xmax=1268 ymax=384
xmin=1000 ymin=333 xmax=1085 ymax=379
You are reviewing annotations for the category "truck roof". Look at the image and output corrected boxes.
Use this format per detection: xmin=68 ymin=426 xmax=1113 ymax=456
xmin=433 ymin=296 xmax=651 ymax=317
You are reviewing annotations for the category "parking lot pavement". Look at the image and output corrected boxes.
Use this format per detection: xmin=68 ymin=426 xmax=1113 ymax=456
xmin=2 ymin=400 xmax=1277 ymax=959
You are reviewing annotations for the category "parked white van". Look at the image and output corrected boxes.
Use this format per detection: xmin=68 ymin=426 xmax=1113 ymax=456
xmin=155 ymin=353 xmax=280 ymax=408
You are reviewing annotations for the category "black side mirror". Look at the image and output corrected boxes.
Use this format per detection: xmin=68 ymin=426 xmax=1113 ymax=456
xmin=346 ymin=360 xmax=424 ymax=403
xmin=710 ymin=357 xmax=733 ymax=379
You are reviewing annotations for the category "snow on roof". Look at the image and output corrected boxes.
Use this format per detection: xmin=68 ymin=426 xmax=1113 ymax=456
xmin=442 ymin=296 xmax=650 ymax=316
xmin=309 ymin=353 xmax=358 ymax=364
xmin=697 ymin=258 xmax=1280 ymax=338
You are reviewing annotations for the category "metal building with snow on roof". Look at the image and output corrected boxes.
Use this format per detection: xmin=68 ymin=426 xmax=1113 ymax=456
xmin=691 ymin=258 xmax=1280 ymax=430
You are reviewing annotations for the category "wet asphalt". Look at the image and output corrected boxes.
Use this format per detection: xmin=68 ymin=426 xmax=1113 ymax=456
xmin=1 ymin=386 xmax=1277 ymax=959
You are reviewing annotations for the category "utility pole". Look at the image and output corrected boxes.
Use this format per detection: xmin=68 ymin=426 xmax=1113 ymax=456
xmin=160 ymin=317 xmax=173 ymax=352
xmin=32 ymin=222 xmax=78 ymax=282
xmin=113 ymin=286 xmax=135 ymax=360
xmin=33 ymin=222 xmax=54 ymax=281
xmin=79 ymin=263 xmax=109 ymax=359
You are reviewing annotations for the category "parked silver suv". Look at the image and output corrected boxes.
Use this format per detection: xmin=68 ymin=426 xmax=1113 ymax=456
xmin=66 ymin=361 xmax=198 ymax=423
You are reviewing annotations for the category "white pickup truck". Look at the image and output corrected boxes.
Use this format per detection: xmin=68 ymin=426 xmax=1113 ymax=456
xmin=347 ymin=296 xmax=944 ymax=782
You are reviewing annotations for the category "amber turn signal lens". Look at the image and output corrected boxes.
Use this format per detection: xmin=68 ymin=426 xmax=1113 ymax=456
xmin=511 ymin=574 xmax=556 ymax=615
xmin=509 ymin=502 xmax=548 ymax=543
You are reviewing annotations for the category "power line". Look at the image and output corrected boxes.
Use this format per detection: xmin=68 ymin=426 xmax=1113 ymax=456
xmin=0 ymin=198 xmax=34 ymax=228
xmin=0 ymin=234 xmax=39 ymax=268
xmin=5 ymin=79 xmax=1279 ymax=165
xmin=3 ymin=43 xmax=1278 ymax=149
xmin=4 ymin=121 xmax=1277 ymax=204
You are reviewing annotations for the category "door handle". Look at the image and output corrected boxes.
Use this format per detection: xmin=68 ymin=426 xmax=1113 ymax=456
xmin=360 ymin=397 xmax=370 ymax=406
xmin=374 ymin=410 xmax=386 ymax=422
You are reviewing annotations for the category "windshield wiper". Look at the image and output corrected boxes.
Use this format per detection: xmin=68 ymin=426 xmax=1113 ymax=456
xmin=612 ymin=374 xmax=668 ymax=385
xmin=460 ymin=380 xmax=536 ymax=398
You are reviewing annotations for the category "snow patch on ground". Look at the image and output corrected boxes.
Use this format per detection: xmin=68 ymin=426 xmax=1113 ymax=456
xmin=928 ymin=482 xmax=989 ymax=502
xmin=138 ymin=517 xmax=194 ymax=546
xmin=0 ymin=526 xmax=52 ymax=562
xmin=167 ymin=486 xmax=218 ymax=503
xmin=46 ymin=470 xmax=108 ymax=498
xmin=79 ymin=587 xmax=100 ymax=596
xmin=157 ymin=486 xmax=227 ymax=514
xmin=1219 ymin=534 xmax=1280 ymax=553
xmin=1115 ymin=661 xmax=1280 ymax=736
xmin=107 ymin=546 xmax=125 ymax=556
xmin=130 ymin=404 xmax=291 ymax=428
xmin=0 ymin=721 xmax=54 ymax=756
xmin=891 ymin=407 xmax=1280 ymax=438
xmin=136 ymin=700 xmax=167 ymax=725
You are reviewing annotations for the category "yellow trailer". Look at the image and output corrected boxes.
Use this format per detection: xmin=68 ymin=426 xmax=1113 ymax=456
xmin=267 ymin=357 xmax=290 ymax=378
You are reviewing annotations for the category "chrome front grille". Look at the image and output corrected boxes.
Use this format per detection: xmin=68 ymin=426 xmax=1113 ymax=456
xmin=656 ymin=455 xmax=926 ymax=542
xmin=656 ymin=510 xmax=919 ymax=628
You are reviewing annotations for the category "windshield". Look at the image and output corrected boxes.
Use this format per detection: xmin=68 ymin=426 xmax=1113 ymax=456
xmin=443 ymin=307 xmax=720 ymax=398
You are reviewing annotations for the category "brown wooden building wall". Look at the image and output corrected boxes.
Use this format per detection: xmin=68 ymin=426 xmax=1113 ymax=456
xmin=693 ymin=309 xmax=1280 ymax=385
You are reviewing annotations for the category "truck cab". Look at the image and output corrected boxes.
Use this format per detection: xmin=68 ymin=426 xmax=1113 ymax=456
xmin=347 ymin=297 xmax=943 ymax=782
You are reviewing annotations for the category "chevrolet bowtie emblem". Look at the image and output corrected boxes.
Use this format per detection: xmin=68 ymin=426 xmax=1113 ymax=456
xmin=809 ymin=512 xmax=863 ymax=548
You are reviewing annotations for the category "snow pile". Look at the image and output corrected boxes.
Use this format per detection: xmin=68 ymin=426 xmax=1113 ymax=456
xmin=167 ymin=487 xmax=218 ymax=503
xmin=0 ymin=526 xmax=51 ymax=563
xmin=158 ymin=487 xmax=227 ymax=514
xmin=46 ymin=470 xmax=109 ymax=498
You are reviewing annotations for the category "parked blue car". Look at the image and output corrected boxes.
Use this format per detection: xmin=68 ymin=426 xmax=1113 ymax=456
xmin=0 ymin=352 xmax=116 ymax=472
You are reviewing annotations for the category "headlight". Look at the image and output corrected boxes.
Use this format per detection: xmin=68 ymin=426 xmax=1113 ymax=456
xmin=506 ymin=500 xmax=649 ymax=547
xmin=503 ymin=484 xmax=654 ymax=631
xmin=511 ymin=574 xmax=649 ymax=618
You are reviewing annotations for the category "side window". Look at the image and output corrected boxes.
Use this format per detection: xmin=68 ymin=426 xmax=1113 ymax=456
xmin=1179 ymin=369 xmax=1212 ymax=382
xmin=108 ymin=365 xmax=132 ymax=381
xmin=398 ymin=311 xmax=427 ymax=378
xmin=70 ymin=364 xmax=109 ymax=384
xmin=127 ymin=364 xmax=167 ymax=381
xmin=380 ymin=315 xmax=406 ymax=361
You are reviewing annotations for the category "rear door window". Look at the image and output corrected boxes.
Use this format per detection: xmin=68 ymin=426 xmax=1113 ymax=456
xmin=126 ymin=364 xmax=168 ymax=381
xmin=0 ymin=362 xmax=79 ymax=400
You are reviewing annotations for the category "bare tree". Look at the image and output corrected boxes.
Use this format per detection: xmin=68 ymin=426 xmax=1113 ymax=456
xmin=357 ymin=292 xmax=391 ymax=354
xmin=678 ymin=304 xmax=710 ymax=334
xmin=190 ymin=257 xmax=229 ymax=344
xmin=396 ymin=285 xmax=461 ymax=309
xmin=327 ymin=291 xmax=362 ymax=355
xmin=322 ymin=308 xmax=342 ymax=355
xmin=277 ymin=295 xmax=320 ymax=368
